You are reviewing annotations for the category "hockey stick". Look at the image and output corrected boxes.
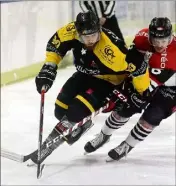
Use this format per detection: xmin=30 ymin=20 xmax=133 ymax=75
xmin=0 ymin=103 xmax=109 ymax=164
xmin=1 ymin=148 xmax=34 ymax=162
xmin=37 ymin=86 xmax=46 ymax=179
xmin=59 ymin=103 xmax=109 ymax=141
xmin=1 ymin=88 xmax=127 ymax=163
xmin=58 ymin=88 xmax=128 ymax=142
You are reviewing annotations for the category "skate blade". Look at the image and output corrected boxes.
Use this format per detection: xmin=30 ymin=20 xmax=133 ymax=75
xmin=83 ymin=151 xmax=89 ymax=155
xmin=106 ymin=156 xmax=115 ymax=162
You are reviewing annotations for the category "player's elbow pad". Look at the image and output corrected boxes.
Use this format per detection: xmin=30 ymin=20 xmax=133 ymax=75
xmin=126 ymin=45 xmax=148 ymax=77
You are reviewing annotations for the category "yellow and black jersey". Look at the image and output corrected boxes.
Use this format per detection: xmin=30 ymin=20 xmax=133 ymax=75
xmin=45 ymin=22 xmax=150 ymax=93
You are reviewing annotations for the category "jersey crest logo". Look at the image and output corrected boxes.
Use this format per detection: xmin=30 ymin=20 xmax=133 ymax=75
xmin=104 ymin=45 xmax=115 ymax=60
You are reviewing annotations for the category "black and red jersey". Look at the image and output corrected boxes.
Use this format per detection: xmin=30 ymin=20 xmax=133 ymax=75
xmin=133 ymin=28 xmax=176 ymax=91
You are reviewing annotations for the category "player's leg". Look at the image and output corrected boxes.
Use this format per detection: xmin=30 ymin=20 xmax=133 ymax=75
xmin=54 ymin=71 xmax=89 ymax=120
xmin=30 ymin=76 xmax=114 ymax=164
xmin=46 ymin=71 xmax=94 ymax=145
xmin=84 ymin=78 xmax=150 ymax=153
xmin=54 ymin=76 xmax=115 ymax=139
xmin=48 ymin=76 xmax=115 ymax=148
xmin=53 ymin=71 xmax=95 ymax=145
xmin=107 ymin=87 xmax=176 ymax=161
xmin=84 ymin=103 xmax=134 ymax=153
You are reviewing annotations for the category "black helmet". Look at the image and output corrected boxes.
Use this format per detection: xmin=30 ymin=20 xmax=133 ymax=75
xmin=149 ymin=17 xmax=172 ymax=39
xmin=75 ymin=11 xmax=100 ymax=35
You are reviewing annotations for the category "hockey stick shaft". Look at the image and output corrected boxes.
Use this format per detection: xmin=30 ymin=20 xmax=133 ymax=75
xmin=37 ymin=87 xmax=46 ymax=179
xmin=58 ymin=103 xmax=109 ymax=141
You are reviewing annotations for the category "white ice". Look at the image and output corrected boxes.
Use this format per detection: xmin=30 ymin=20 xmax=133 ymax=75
xmin=1 ymin=67 xmax=175 ymax=185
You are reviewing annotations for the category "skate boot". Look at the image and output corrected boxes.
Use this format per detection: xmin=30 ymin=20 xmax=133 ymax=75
xmin=107 ymin=141 xmax=133 ymax=162
xmin=30 ymin=118 xmax=94 ymax=163
xmin=66 ymin=120 xmax=94 ymax=145
xmin=84 ymin=131 xmax=111 ymax=153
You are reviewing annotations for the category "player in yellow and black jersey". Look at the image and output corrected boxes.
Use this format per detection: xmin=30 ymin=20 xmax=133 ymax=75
xmin=31 ymin=11 xmax=150 ymax=164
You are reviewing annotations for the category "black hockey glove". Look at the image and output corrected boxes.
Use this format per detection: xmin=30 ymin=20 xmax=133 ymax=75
xmin=153 ymin=85 xmax=176 ymax=108
xmin=112 ymin=80 xmax=149 ymax=114
xmin=102 ymin=87 xmax=128 ymax=113
xmin=35 ymin=63 xmax=57 ymax=94
xmin=122 ymin=80 xmax=150 ymax=109
xmin=127 ymin=89 xmax=148 ymax=110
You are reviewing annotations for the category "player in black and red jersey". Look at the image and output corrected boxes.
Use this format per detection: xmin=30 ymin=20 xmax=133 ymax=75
xmin=84 ymin=17 xmax=176 ymax=161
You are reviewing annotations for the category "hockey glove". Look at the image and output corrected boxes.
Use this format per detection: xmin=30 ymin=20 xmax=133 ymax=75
xmin=35 ymin=63 xmax=57 ymax=94
xmin=120 ymin=80 xmax=150 ymax=112
xmin=103 ymin=80 xmax=149 ymax=114
xmin=102 ymin=88 xmax=128 ymax=113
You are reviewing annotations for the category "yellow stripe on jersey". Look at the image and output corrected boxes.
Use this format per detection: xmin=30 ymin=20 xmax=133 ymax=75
xmin=76 ymin=95 xmax=95 ymax=113
xmin=45 ymin=51 xmax=63 ymax=65
xmin=55 ymin=99 xmax=68 ymax=109
xmin=93 ymin=32 xmax=128 ymax=72
xmin=132 ymin=68 xmax=150 ymax=94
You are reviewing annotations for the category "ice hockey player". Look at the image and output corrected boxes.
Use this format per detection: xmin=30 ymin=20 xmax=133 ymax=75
xmin=84 ymin=17 xmax=176 ymax=161
xmin=31 ymin=11 xmax=150 ymax=164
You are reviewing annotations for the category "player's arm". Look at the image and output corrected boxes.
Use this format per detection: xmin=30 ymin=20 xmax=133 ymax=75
xmin=114 ymin=43 xmax=151 ymax=111
xmin=99 ymin=1 xmax=116 ymax=25
xmin=103 ymin=31 xmax=150 ymax=112
xmin=45 ymin=30 xmax=71 ymax=65
xmin=125 ymin=43 xmax=150 ymax=94
xmin=79 ymin=1 xmax=90 ymax=12
xmin=104 ymin=1 xmax=116 ymax=18
xmin=35 ymin=24 xmax=74 ymax=94
xmin=112 ymin=43 xmax=150 ymax=110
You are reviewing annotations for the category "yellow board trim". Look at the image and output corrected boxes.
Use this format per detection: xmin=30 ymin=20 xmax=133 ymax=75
xmin=76 ymin=95 xmax=95 ymax=113
xmin=55 ymin=99 xmax=68 ymax=109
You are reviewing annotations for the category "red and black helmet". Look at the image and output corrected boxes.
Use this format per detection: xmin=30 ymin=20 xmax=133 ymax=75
xmin=149 ymin=17 xmax=172 ymax=39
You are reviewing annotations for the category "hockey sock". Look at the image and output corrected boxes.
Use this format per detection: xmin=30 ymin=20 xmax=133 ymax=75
xmin=125 ymin=121 xmax=154 ymax=147
xmin=102 ymin=111 xmax=129 ymax=135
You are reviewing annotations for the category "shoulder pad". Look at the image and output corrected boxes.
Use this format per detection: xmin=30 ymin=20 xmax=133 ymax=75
xmin=135 ymin=28 xmax=149 ymax=38
xmin=57 ymin=22 xmax=77 ymax=42
xmin=133 ymin=28 xmax=150 ymax=51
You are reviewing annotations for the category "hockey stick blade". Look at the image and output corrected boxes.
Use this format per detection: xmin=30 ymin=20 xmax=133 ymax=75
xmin=1 ymin=148 xmax=33 ymax=163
